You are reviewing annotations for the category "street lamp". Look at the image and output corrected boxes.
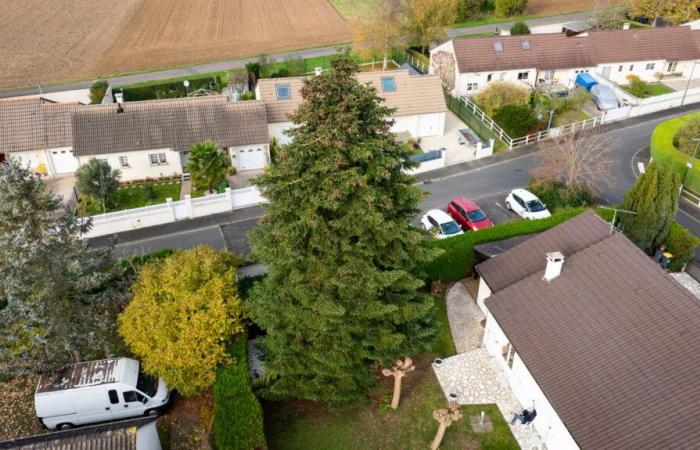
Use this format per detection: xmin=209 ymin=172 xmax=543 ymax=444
xmin=681 ymin=61 xmax=700 ymax=107
xmin=183 ymin=79 xmax=190 ymax=97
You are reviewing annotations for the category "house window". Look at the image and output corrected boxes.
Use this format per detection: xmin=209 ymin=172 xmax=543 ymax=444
xmin=275 ymin=84 xmax=291 ymax=100
xmin=149 ymin=153 xmax=167 ymax=165
xmin=543 ymin=69 xmax=554 ymax=80
xmin=517 ymin=71 xmax=529 ymax=80
xmin=499 ymin=72 xmax=506 ymax=81
xmin=466 ymin=82 xmax=479 ymax=91
xmin=629 ymin=64 xmax=634 ymax=71
xmin=668 ymin=61 xmax=678 ymax=72
xmin=646 ymin=63 xmax=655 ymax=70
xmin=487 ymin=73 xmax=492 ymax=82
xmin=118 ymin=156 xmax=129 ymax=167
xmin=381 ymin=77 xmax=397 ymax=92
xmin=618 ymin=65 xmax=623 ymax=72
xmin=502 ymin=343 xmax=516 ymax=369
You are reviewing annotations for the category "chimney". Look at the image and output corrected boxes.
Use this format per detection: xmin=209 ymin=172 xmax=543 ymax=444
xmin=314 ymin=67 xmax=323 ymax=76
xmin=114 ymin=92 xmax=124 ymax=113
xmin=543 ymin=252 xmax=565 ymax=281
xmin=623 ymin=22 xmax=630 ymax=30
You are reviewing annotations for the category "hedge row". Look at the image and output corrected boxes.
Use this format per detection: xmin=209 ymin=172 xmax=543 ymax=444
xmin=650 ymin=112 xmax=700 ymax=193
xmin=213 ymin=338 xmax=267 ymax=450
xmin=421 ymin=208 xmax=586 ymax=282
xmin=118 ymin=72 xmax=227 ymax=101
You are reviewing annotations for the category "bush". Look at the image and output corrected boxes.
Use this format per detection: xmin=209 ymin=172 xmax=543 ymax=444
xmin=473 ymin=81 xmax=530 ymax=115
xmin=495 ymin=0 xmax=527 ymax=17
xmin=120 ymin=74 xmax=224 ymax=101
xmin=510 ymin=21 xmax=530 ymax=35
xmin=493 ymin=104 xmax=537 ymax=137
xmin=239 ymin=91 xmax=256 ymax=101
xmin=213 ymin=339 xmax=267 ymax=450
xmin=421 ymin=208 xmax=586 ymax=281
xmin=89 ymin=80 xmax=109 ymax=104
xmin=457 ymin=0 xmax=482 ymax=20
xmin=665 ymin=223 xmax=700 ymax=272
xmin=625 ymin=74 xmax=649 ymax=98
xmin=528 ymin=178 xmax=594 ymax=210
xmin=553 ymin=87 xmax=590 ymax=113
xmin=674 ymin=117 xmax=700 ymax=156
xmin=650 ymin=112 xmax=700 ymax=193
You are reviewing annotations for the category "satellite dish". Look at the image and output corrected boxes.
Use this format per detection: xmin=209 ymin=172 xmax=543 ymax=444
xmin=183 ymin=80 xmax=190 ymax=87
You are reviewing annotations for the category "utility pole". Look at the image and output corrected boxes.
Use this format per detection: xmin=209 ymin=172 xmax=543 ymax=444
xmin=681 ymin=61 xmax=699 ymax=107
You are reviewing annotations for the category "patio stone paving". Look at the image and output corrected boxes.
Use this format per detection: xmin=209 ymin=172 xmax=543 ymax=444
xmin=445 ymin=281 xmax=484 ymax=353
xmin=433 ymin=349 xmax=546 ymax=450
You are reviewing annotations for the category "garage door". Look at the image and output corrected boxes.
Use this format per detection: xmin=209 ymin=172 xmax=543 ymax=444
xmin=238 ymin=148 xmax=266 ymax=171
xmin=417 ymin=113 xmax=442 ymax=138
xmin=50 ymin=149 xmax=80 ymax=174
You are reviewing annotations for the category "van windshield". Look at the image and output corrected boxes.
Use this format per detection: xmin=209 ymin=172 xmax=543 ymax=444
xmin=137 ymin=369 xmax=158 ymax=397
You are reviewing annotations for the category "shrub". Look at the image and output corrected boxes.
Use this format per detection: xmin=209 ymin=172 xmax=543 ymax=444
xmin=270 ymin=68 xmax=290 ymax=78
xmin=553 ymin=87 xmax=590 ymax=113
xmin=673 ymin=117 xmax=700 ymax=156
xmin=510 ymin=21 xmax=530 ymax=35
xmin=625 ymin=74 xmax=649 ymax=98
xmin=239 ymin=91 xmax=256 ymax=101
xmin=89 ymin=80 xmax=109 ymax=104
xmin=493 ymin=104 xmax=537 ymax=137
xmin=120 ymin=74 xmax=224 ymax=101
xmin=75 ymin=158 xmax=120 ymax=213
xmin=421 ymin=208 xmax=586 ymax=281
xmin=665 ymin=223 xmax=700 ymax=272
xmin=473 ymin=81 xmax=530 ymax=115
xmin=528 ymin=178 xmax=594 ymax=210
xmin=457 ymin=0 xmax=482 ymax=20
xmin=495 ymin=0 xmax=527 ymax=17
xmin=213 ymin=339 xmax=267 ymax=450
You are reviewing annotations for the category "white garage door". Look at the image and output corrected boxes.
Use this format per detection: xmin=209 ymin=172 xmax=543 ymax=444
xmin=50 ymin=149 xmax=80 ymax=174
xmin=417 ymin=113 xmax=442 ymax=138
xmin=238 ymin=148 xmax=266 ymax=171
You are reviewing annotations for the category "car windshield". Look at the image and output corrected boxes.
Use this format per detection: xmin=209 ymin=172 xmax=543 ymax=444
xmin=467 ymin=209 xmax=486 ymax=222
xmin=137 ymin=369 xmax=158 ymax=397
xmin=440 ymin=221 xmax=462 ymax=235
xmin=527 ymin=200 xmax=546 ymax=212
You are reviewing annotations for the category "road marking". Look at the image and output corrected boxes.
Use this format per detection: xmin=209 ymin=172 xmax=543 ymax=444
xmin=637 ymin=162 xmax=646 ymax=174
xmin=630 ymin=145 xmax=649 ymax=178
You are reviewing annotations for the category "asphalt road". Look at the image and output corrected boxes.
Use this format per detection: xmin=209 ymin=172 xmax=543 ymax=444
xmin=93 ymin=105 xmax=700 ymax=260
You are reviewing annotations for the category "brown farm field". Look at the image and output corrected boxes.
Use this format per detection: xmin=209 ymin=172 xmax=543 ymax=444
xmin=0 ymin=0 xmax=351 ymax=89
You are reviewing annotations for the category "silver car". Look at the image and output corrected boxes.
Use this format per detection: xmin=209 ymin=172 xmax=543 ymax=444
xmin=590 ymin=84 xmax=618 ymax=110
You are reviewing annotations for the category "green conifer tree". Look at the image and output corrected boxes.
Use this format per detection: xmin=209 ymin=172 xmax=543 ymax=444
xmin=248 ymin=54 xmax=436 ymax=403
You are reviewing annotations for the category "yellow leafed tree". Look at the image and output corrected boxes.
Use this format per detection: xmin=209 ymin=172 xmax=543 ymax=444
xmin=408 ymin=0 xmax=458 ymax=53
xmin=352 ymin=0 xmax=408 ymax=70
xmin=118 ymin=246 xmax=246 ymax=396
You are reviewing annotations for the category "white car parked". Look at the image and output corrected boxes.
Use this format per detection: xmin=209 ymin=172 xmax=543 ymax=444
xmin=421 ymin=209 xmax=464 ymax=239
xmin=505 ymin=189 xmax=551 ymax=220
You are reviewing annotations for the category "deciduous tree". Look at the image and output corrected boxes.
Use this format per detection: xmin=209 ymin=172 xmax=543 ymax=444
xmin=0 ymin=159 xmax=126 ymax=374
xmin=249 ymin=54 xmax=436 ymax=403
xmin=495 ymin=0 xmax=528 ymax=18
xmin=353 ymin=0 xmax=408 ymax=70
xmin=75 ymin=157 xmax=120 ymax=213
xmin=118 ymin=246 xmax=246 ymax=396
xmin=628 ymin=0 xmax=699 ymax=25
xmin=473 ymin=81 xmax=530 ymax=115
xmin=187 ymin=140 xmax=232 ymax=194
xmin=408 ymin=0 xmax=458 ymax=52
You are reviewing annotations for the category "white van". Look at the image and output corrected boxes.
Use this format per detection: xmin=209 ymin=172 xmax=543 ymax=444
xmin=35 ymin=357 xmax=169 ymax=430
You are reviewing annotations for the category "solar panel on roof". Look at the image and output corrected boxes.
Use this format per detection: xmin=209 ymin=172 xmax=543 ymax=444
xmin=494 ymin=41 xmax=503 ymax=52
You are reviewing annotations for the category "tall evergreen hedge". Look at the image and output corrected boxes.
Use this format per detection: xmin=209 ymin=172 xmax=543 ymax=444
xmin=213 ymin=339 xmax=266 ymax=450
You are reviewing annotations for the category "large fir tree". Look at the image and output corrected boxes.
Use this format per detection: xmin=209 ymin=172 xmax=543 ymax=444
xmin=249 ymin=55 xmax=436 ymax=403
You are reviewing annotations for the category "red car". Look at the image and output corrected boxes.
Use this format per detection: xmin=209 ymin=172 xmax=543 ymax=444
xmin=447 ymin=197 xmax=493 ymax=231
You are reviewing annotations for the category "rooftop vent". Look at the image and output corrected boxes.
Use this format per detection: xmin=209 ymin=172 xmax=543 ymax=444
xmin=623 ymin=22 xmax=630 ymax=30
xmin=543 ymin=251 xmax=565 ymax=282
xmin=522 ymin=40 xmax=531 ymax=50
xmin=494 ymin=41 xmax=504 ymax=52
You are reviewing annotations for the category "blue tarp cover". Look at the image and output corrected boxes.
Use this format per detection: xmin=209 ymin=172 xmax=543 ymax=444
xmin=575 ymin=73 xmax=598 ymax=91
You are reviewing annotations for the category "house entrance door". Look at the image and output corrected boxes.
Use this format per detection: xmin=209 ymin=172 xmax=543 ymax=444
xmin=601 ymin=66 xmax=612 ymax=79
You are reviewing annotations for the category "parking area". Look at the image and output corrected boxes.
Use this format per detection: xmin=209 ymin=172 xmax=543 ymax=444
xmin=415 ymin=190 xmax=522 ymax=229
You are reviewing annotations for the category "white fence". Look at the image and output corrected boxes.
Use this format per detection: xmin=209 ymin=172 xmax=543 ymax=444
xmin=83 ymin=186 xmax=267 ymax=238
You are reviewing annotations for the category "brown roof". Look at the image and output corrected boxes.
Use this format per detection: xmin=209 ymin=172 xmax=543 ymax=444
xmin=257 ymin=70 xmax=447 ymax=123
xmin=483 ymin=216 xmax=700 ymax=449
xmin=0 ymin=98 xmax=80 ymax=153
xmin=0 ymin=418 xmax=154 ymax=450
xmin=72 ymin=96 xmax=269 ymax=156
xmin=475 ymin=210 xmax=611 ymax=292
xmin=451 ymin=27 xmax=700 ymax=73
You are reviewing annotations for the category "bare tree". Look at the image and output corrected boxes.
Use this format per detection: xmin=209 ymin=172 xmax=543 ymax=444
xmin=591 ymin=0 xmax=628 ymax=30
xmin=430 ymin=402 xmax=463 ymax=450
xmin=381 ymin=357 xmax=415 ymax=409
xmin=531 ymin=131 xmax=616 ymax=193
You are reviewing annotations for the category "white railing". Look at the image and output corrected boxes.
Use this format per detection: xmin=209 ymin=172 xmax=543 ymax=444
xmin=83 ymin=186 xmax=267 ymax=238
xmin=406 ymin=52 xmax=429 ymax=74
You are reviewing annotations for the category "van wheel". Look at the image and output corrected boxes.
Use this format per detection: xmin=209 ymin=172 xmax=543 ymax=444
xmin=505 ymin=201 xmax=512 ymax=211
xmin=145 ymin=409 xmax=159 ymax=417
xmin=58 ymin=423 xmax=74 ymax=430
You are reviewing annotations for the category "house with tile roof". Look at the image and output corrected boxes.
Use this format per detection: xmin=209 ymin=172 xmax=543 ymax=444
xmin=255 ymin=69 xmax=447 ymax=144
xmin=430 ymin=27 xmax=700 ymax=99
xmin=0 ymin=95 xmax=270 ymax=181
xmin=472 ymin=210 xmax=700 ymax=449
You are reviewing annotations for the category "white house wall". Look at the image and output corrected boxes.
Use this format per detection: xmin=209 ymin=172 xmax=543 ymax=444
xmin=455 ymin=69 xmax=536 ymax=97
xmin=268 ymin=122 xmax=294 ymax=145
xmin=8 ymin=149 xmax=50 ymax=174
xmin=78 ymin=148 xmax=183 ymax=182
xmin=483 ymin=312 xmax=580 ymax=450
xmin=476 ymin=277 xmax=491 ymax=314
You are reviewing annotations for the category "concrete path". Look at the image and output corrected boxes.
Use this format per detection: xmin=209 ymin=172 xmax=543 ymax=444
xmin=448 ymin=12 xmax=590 ymax=38
xmin=433 ymin=349 xmax=546 ymax=450
xmin=445 ymin=282 xmax=485 ymax=353
xmin=180 ymin=179 xmax=192 ymax=200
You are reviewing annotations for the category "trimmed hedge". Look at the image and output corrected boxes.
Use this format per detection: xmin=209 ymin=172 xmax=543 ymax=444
xmin=213 ymin=338 xmax=266 ymax=450
xmin=118 ymin=73 xmax=226 ymax=101
xmin=666 ymin=222 xmax=700 ymax=272
xmin=650 ymin=112 xmax=700 ymax=193
xmin=421 ymin=208 xmax=586 ymax=281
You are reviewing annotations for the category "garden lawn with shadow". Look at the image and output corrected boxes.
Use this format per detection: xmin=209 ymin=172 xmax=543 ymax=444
xmin=621 ymin=82 xmax=674 ymax=99
xmin=79 ymin=181 xmax=181 ymax=216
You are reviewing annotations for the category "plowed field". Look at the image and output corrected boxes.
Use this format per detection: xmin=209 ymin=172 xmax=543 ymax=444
xmin=0 ymin=0 xmax=351 ymax=89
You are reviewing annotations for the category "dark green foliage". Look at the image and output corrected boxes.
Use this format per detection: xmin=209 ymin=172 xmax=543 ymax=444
xmin=239 ymin=91 xmax=256 ymax=101
xmin=456 ymin=0 xmax=483 ymax=20
xmin=142 ymin=183 xmax=157 ymax=201
xmin=665 ymin=223 xmax=700 ymax=272
xmin=213 ymin=339 xmax=266 ymax=450
xmin=270 ymin=68 xmax=290 ymax=78
xmin=187 ymin=140 xmax=231 ymax=194
xmin=249 ymin=54 xmax=436 ymax=403
xmin=618 ymin=162 xmax=680 ymax=253
xmin=121 ymin=249 xmax=176 ymax=278
xmin=673 ymin=117 xmax=700 ymax=156
xmin=89 ymin=80 xmax=109 ymax=104
xmin=75 ymin=158 xmax=121 ymax=213
xmin=493 ymin=104 xmax=537 ymax=137
xmin=510 ymin=21 xmax=530 ymax=35
xmin=528 ymin=178 xmax=593 ymax=210
xmin=422 ymin=208 xmax=586 ymax=281
xmin=495 ymin=0 xmax=528 ymax=17
xmin=119 ymin=74 xmax=224 ymax=101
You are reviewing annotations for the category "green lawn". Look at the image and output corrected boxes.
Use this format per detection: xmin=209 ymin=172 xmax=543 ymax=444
xmin=79 ymin=181 xmax=181 ymax=216
xmin=452 ymin=13 xmax=541 ymax=29
xmin=621 ymin=82 xmax=675 ymax=99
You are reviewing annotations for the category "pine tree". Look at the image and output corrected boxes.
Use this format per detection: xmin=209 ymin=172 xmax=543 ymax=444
xmin=618 ymin=162 xmax=680 ymax=253
xmin=249 ymin=55 xmax=436 ymax=403
xmin=0 ymin=159 xmax=126 ymax=374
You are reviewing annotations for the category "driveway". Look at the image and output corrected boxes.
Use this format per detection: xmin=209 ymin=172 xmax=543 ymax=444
xmin=661 ymin=78 xmax=700 ymax=91
xmin=45 ymin=175 xmax=76 ymax=208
